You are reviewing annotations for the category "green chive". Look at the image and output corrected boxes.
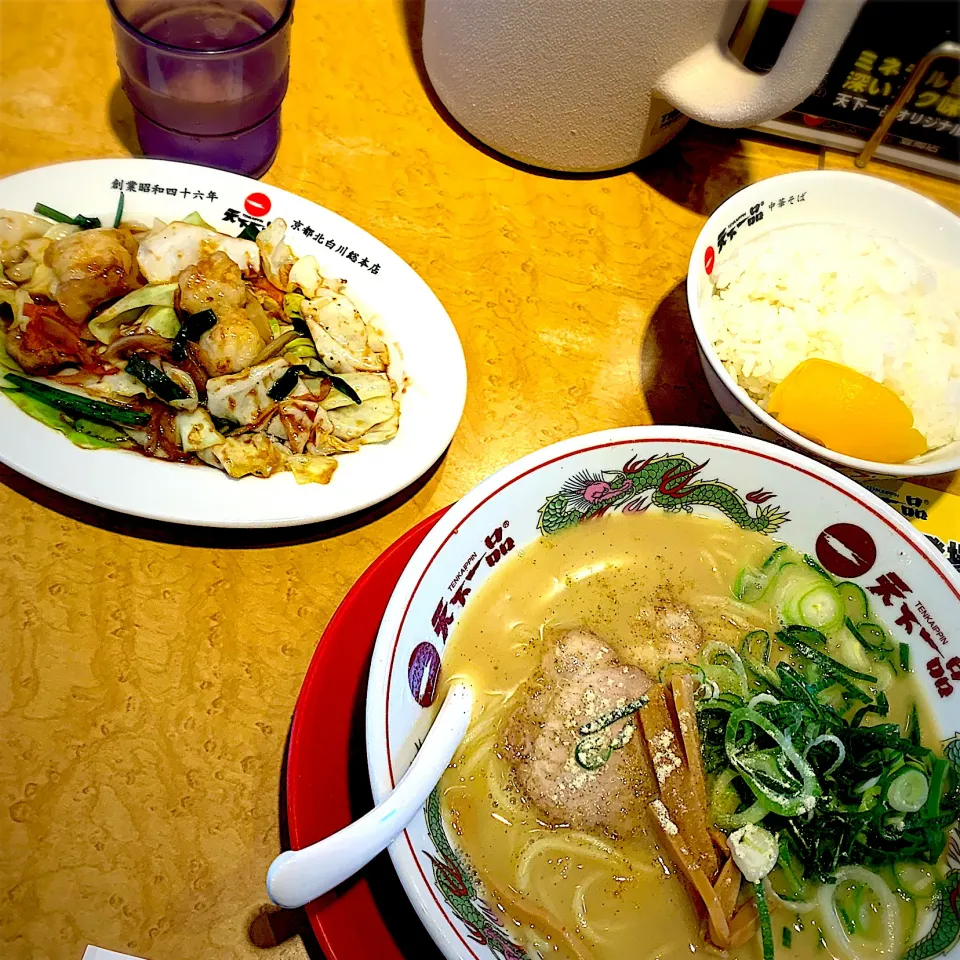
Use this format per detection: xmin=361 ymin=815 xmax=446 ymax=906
xmin=125 ymin=355 xmax=188 ymax=404
xmin=268 ymin=366 xmax=301 ymax=401
xmin=34 ymin=202 xmax=101 ymax=230
xmin=172 ymin=309 xmax=218 ymax=362
xmin=4 ymin=373 xmax=148 ymax=426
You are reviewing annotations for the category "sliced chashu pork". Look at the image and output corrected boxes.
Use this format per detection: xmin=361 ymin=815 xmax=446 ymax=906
xmin=503 ymin=629 xmax=657 ymax=837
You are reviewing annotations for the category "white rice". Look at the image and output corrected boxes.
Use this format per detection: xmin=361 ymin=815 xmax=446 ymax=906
xmin=705 ymin=223 xmax=960 ymax=450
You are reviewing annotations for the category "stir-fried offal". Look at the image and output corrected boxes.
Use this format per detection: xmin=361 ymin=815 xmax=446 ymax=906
xmin=0 ymin=209 xmax=402 ymax=484
xmin=179 ymin=252 xmax=266 ymax=376
xmin=48 ymin=228 xmax=138 ymax=322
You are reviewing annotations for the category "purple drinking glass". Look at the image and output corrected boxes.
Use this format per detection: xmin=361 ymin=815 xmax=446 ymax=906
xmin=108 ymin=0 xmax=293 ymax=177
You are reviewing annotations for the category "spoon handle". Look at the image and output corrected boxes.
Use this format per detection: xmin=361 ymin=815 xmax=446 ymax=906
xmin=266 ymin=683 xmax=473 ymax=909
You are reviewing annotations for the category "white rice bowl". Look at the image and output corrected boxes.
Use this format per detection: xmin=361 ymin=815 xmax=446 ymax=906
xmin=705 ymin=223 xmax=960 ymax=451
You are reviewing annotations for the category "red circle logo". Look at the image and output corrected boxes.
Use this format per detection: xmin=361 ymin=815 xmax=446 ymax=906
xmin=815 ymin=523 xmax=877 ymax=579
xmin=704 ymin=245 xmax=716 ymax=275
xmin=244 ymin=192 xmax=271 ymax=218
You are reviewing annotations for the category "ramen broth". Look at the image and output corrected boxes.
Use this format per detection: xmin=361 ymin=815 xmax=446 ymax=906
xmin=437 ymin=512 xmax=940 ymax=960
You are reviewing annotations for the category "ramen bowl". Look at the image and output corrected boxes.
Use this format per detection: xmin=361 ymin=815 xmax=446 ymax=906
xmin=686 ymin=170 xmax=960 ymax=479
xmin=366 ymin=425 xmax=960 ymax=960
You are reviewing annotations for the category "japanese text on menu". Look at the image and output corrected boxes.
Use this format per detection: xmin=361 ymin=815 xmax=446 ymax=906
xmin=835 ymin=49 xmax=960 ymax=153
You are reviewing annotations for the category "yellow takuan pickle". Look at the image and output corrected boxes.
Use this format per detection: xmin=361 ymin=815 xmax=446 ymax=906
xmin=767 ymin=358 xmax=928 ymax=463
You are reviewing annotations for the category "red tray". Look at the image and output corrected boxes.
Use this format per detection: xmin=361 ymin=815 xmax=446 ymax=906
xmin=286 ymin=508 xmax=449 ymax=960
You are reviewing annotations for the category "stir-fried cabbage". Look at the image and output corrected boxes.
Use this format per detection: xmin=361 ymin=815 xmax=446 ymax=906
xmin=175 ymin=409 xmax=224 ymax=452
xmin=206 ymin=359 xmax=288 ymax=425
xmin=137 ymin=221 xmax=259 ymax=283
xmin=89 ymin=283 xmax=178 ymax=344
xmin=0 ymin=206 xmax=402 ymax=486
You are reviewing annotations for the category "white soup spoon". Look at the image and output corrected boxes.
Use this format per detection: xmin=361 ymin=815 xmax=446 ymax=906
xmin=266 ymin=682 xmax=473 ymax=909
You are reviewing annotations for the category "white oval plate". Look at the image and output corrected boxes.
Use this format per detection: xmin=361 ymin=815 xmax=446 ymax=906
xmin=0 ymin=159 xmax=466 ymax=527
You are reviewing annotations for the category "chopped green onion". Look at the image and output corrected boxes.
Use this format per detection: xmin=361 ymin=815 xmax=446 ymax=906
xmin=700 ymin=593 xmax=960 ymax=894
xmin=575 ymin=732 xmax=610 ymax=770
xmin=729 ymin=824 xmax=779 ymax=882
xmin=710 ymin=768 xmax=768 ymax=830
xmin=740 ymin=631 xmax=781 ymax=688
xmin=900 ymin=642 xmax=911 ymax=672
xmin=797 ymin=583 xmax=845 ymax=633
xmin=704 ymin=664 xmax=746 ymax=697
xmin=894 ymin=861 xmax=936 ymax=899
xmin=851 ymin=691 xmax=889 ymax=728
xmin=658 ymin=662 xmax=706 ymax=686
xmin=837 ymin=902 xmax=857 ymax=935
xmin=755 ymin=881 xmax=775 ymax=960
xmin=574 ymin=713 xmax=640 ymax=771
xmin=237 ymin=222 xmax=260 ymax=241
xmin=701 ymin=642 xmax=749 ymax=698
xmin=773 ymin=563 xmax=844 ymax=633
xmin=782 ymin=926 xmax=792 ymax=948
xmin=903 ymin=702 xmax=921 ymax=746
xmin=803 ymin=554 xmax=833 ymax=581
xmin=766 ymin=544 xmax=790 ymax=567
xmin=777 ymin=627 xmax=877 ymax=683
xmin=578 ymin=696 xmax=647 ymax=736
xmin=112 ymin=192 xmax=124 ymax=229
xmin=608 ymin=719 xmax=636 ymax=750
xmin=725 ymin=707 xmax=821 ymax=816
xmin=734 ymin=545 xmax=788 ymax=602
xmin=33 ymin=202 xmax=100 ymax=230
xmin=776 ymin=834 xmax=807 ymax=899
xmin=837 ymin=582 xmax=869 ymax=621
xmin=888 ymin=769 xmax=929 ymax=813
xmin=924 ymin=758 xmax=948 ymax=818
xmin=804 ymin=734 xmax=846 ymax=777
xmin=848 ymin=620 xmax=894 ymax=654
xmin=742 ymin=630 xmax=772 ymax=662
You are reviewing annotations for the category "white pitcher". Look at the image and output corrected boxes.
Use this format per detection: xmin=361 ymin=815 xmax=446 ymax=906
xmin=421 ymin=0 xmax=864 ymax=171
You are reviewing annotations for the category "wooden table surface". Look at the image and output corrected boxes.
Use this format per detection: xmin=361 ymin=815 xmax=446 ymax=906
xmin=1 ymin=2 xmax=958 ymax=959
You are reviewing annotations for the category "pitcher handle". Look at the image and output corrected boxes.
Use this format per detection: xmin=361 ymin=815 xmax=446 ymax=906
xmin=656 ymin=0 xmax=865 ymax=127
